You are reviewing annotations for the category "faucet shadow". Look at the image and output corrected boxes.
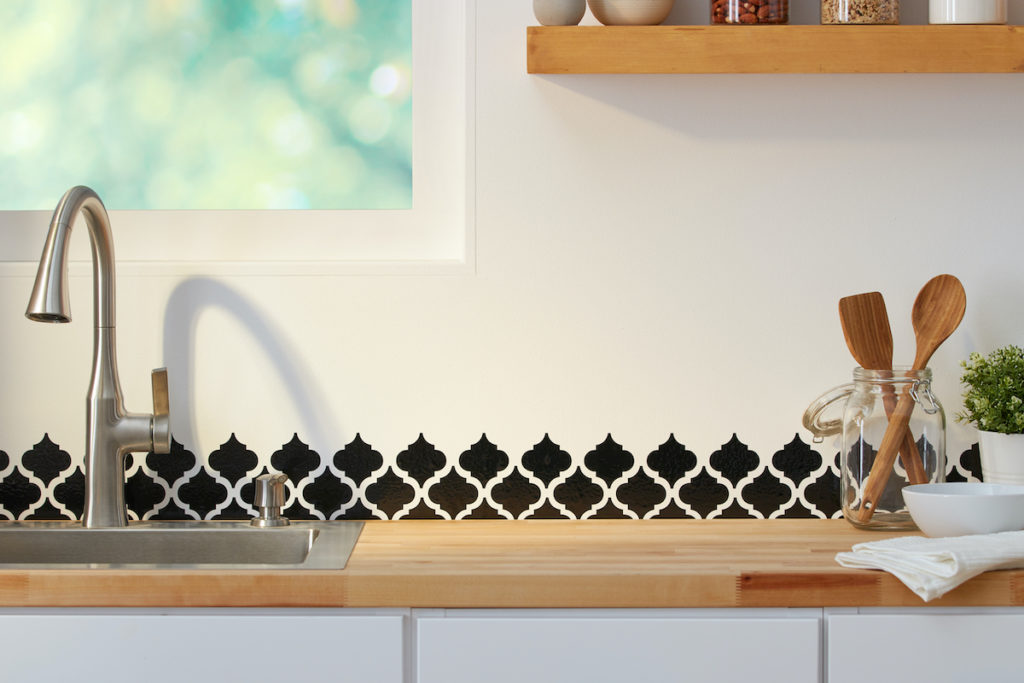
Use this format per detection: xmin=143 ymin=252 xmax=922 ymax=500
xmin=162 ymin=278 xmax=339 ymax=459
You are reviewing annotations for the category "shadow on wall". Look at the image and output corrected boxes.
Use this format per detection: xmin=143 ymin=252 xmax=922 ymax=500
xmin=162 ymin=278 xmax=338 ymax=458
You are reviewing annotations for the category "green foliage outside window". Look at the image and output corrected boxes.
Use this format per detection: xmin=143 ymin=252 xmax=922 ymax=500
xmin=0 ymin=0 xmax=411 ymax=210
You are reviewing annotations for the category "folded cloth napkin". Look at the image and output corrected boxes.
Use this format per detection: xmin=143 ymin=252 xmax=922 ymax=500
xmin=835 ymin=530 xmax=1024 ymax=601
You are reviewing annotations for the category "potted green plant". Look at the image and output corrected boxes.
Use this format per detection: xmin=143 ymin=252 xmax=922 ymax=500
xmin=958 ymin=345 xmax=1024 ymax=484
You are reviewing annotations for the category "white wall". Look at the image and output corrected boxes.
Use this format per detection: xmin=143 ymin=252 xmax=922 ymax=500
xmin=2 ymin=2 xmax=1022 ymax=473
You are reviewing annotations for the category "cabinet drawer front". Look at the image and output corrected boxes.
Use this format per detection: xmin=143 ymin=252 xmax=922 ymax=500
xmin=829 ymin=614 xmax=1024 ymax=683
xmin=418 ymin=616 xmax=820 ymax=683
xmin=0 ymin=613 xmax=404 ymax=683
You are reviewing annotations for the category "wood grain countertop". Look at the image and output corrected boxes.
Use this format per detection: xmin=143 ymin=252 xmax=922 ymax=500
xmin=0 ymin=519 xmax=1022 ymax=609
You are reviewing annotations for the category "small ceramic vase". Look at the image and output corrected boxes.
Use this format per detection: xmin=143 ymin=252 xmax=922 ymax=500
xmin=534 ymin=0 xmax=587 ymax=25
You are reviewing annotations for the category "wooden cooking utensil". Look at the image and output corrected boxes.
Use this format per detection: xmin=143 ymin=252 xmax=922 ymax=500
xmin=856 ymin=275 xmax=966 ymax=523
xmin=838 ymin=292 xmax=927 ymax=485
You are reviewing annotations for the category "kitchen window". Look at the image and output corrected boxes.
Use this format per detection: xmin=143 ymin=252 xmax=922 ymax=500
xmin=0 ymin=1 xmax=473 ymax=274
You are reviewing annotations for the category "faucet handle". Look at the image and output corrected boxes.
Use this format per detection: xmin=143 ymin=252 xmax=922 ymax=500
xmin=151 ymin=368 xmax=171 ymax=455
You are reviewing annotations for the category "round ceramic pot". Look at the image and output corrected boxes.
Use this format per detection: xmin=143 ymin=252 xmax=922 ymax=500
xmin=534 ymin=0 xmax=587 ymax=25
xmin=978 ymin=431 xmax=1024 ymax=485
xmin=587 ymin=0 xmax=675 ymax=25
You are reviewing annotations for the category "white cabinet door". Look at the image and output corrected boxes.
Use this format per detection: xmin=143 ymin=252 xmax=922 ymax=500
xmin=0 ymin=611 xmax=404 ymax=683
xmin=418 ymin=613 xmax=820 ymax=683
xmin=829 ymin=613 xmax=1024 ymax=683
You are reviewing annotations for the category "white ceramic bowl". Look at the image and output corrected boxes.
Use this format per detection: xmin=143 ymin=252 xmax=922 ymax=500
xmin=587 ymin=0 xmax=675 ymax=25
xmin=903 ymin=482 xmax=1024 ymax=537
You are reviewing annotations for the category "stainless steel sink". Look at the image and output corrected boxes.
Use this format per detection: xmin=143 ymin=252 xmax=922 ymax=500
xmin=0 ymin=520 xmax=363 ymax=570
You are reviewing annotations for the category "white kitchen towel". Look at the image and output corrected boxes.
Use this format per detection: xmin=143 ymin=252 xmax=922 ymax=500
xmin=835 ymin=530 xmax=1024 ymax=601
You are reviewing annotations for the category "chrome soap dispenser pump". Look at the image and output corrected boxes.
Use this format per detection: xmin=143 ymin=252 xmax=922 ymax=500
xmin=25 ymin=186 xmax=171 ymax=528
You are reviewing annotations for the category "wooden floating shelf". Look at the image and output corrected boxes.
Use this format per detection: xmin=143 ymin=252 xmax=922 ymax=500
xmin=527 ymin=25 xmax=1024 ymax=74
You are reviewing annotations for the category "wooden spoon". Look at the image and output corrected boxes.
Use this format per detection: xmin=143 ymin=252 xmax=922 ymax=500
xmin=856 ymin=275 xmax=966 ymax=523
xmin=838 ymin=292 xmax=927 ymax=485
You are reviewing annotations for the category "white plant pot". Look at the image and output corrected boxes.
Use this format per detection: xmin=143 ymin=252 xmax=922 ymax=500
xmin=978 ymin=431 xmax=1024 ymax=485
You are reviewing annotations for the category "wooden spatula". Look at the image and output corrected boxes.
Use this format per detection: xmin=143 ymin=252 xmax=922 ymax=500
xmin=838 ymin=292 xmax=927 ymax=485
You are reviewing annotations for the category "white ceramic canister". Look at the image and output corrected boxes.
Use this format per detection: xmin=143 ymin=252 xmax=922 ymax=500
xmin=929 ymin=0 xmax=1006 ymax=23
xmin=534 ymin=0 xmax=588 ymax=25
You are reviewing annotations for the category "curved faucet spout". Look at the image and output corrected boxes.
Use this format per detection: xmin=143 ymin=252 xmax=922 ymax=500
xmin=24 ymin=186 xmax=170 ymax=528
xmin=26 ymin=186 xmax=115 ymax=328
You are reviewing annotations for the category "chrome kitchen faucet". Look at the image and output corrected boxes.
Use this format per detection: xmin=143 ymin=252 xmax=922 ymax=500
xmin=25 ymin=186 xmax=171 ymax=528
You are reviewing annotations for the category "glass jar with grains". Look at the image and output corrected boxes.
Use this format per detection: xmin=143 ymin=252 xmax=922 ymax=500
xmin=822 ymin=0 xmax=899 ymax=23
xmin=712 ymin=0 xmax=789 ymax=23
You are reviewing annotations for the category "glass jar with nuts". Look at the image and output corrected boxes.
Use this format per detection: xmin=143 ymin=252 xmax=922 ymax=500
xmin=711 ymin=0 xmax=789 ymax=23
xmin=821 ymin=0 xmax=899 ymax=23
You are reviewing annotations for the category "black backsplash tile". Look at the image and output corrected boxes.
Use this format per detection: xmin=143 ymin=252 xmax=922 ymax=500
xmin=0 ymin=432 xmax=982 ymax=521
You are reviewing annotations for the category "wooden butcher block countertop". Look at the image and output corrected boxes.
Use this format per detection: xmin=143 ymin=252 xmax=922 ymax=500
xmin=1 ymin=519 xmax=1022 ymax=608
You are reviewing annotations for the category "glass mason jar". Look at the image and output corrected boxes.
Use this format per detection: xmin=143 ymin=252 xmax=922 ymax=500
xmin=712 ymin=0 xmax=789 ymax=23
xmin=821 ymin=0 xmax=899 ymax=23
xmin=804 ymin=367 xmax=946 ymax=530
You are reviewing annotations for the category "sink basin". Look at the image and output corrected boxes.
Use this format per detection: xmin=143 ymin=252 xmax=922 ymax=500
xmin=0 ymin=520 xmax=363 ymax=570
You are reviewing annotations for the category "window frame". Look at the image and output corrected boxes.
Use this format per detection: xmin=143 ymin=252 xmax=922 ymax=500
xmin=1 ymin=1 xmax=474 ymax=276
